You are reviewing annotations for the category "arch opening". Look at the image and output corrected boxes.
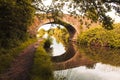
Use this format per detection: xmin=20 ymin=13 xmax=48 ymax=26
xmin=36 ymin=19 xmax=77 ymax=39
xmin=37 ymin=23 xmax=70 ymax=57
xmin=48 ymin=21 xmax=76 ymax=39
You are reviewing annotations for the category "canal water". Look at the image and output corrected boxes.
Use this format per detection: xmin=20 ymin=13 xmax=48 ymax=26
xmin=42 ymin=33 xmax=120 ymax=80
xmin=39 ymin=24 xmax=120 ymax=80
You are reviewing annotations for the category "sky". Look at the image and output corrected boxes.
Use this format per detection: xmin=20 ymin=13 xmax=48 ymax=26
xmin=41 ymin=0 xmax=120 ymax=23
xmin=41 ymin=0 xmax=52 ymax=6
xmin=38 ymin=24 xmax=64 ymax=31
xmin=106 ymin=9 xmax=120 ymax=23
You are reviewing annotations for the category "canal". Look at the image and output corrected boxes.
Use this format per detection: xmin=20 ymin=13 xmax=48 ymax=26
xmin=38 ymin=24 xmax=120 ymax=80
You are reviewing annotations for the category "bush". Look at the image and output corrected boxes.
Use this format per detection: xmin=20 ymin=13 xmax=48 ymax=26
xmin=77 ymin=24 xmax=120 ymax=48
xmin=0 ymin=0 xmax=35 ymax=48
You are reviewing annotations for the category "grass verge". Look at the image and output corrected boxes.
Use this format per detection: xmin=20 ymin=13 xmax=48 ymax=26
xmin=30 ymin=40 xmax=54 ymax=80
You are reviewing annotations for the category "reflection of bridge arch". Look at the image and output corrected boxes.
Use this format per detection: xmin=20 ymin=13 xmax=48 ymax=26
xmin=52 ymin=43 xmax=76 ymax=62
xmin=52 ymin=43 xmax=95 ymax=70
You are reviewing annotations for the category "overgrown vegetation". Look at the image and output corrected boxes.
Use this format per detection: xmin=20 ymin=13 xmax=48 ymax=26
xmin=31 ymin=40 xmax=54 ymax=80
xmin=33 ymin=0 xmax=120 ymax=30
xmin=37 ymin=28 xmax=46 ymax=38
xmin=0 ymin=38 xmax=36 ymax=74
xmin=0 ymin=0 xmax=35 ymax=49
xmin=77 ymin=23 xmax=120 ymax=48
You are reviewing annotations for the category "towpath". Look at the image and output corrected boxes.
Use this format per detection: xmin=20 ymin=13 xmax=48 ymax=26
xmin=0 ymin=39 xmax=43 ymax=80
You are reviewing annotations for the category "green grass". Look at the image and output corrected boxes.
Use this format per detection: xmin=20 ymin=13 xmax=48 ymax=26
xmin=0 ymin=38 xmax=37 ymax=74
xmin=77 ymin=24 xmax=120 ymax=48
xmin=30 ymin=40 xmax=54 ymax=80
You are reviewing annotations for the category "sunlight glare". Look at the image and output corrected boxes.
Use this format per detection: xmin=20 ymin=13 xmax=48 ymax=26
xmin=42 ymin=0 xmax=52 ymax=6
xmin=106 ymin=9 xmax=120 ymax=23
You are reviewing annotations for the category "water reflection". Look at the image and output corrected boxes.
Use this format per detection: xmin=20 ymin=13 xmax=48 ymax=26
xmin=50 ymin=36 xmax=66 ymax=56
xmin=53 ymin=44 xmax=120 ymax=80
xmin=43 ymin=33 xmax=66 ymax=57
xmin=52 ymin=43 xmax=76 ymax=63
xmin=53 ymin=43 xmax=95 ymax=70
xmin=78 ymin=46 xmax=120 ymax=66
xmin=44 ymin=34 xmax=77 ymax=63
xmin=43 ymin=30 xmax=120 ymax=80
xmin=54 ymin=63 xmax=120 ymax=80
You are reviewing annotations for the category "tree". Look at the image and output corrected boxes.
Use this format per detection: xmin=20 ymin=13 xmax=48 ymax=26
xmin=0 ymin=0 xmax=35 ymax=48
xmin=34 ymin=0 xmax=120 ymax=30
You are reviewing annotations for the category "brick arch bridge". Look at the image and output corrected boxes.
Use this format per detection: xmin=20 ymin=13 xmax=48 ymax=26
xmin=29 ymin=14 xmax=99 ymax=40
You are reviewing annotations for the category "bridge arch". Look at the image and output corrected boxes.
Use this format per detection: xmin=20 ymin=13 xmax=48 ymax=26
xmin=28 ymin=14 xmax=99 ymax=39
xmin=37 ymin=21 xmax=76 ymax=39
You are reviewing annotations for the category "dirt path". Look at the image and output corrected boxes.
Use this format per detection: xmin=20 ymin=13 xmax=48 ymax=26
xmin=0 ymin=39 xmax=42 ymax=80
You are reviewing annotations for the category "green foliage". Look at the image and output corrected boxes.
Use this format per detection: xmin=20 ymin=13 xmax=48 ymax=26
xmin=48 ymin=27 xmax=70 ymax=45
xmin=77 ymin=24 xmax=120 ymax=48
xmin=0 ymin=0 xmax=35 ymax=49
xmin=31 ymin=40 xmax=54 ymax=80
xmin=33 ymin=0 xmax=120 ymax=29
xmin=0 ymin=38 xmax=36 ymax=74
xmin=37 ymin=28 xmax=46 ymax=38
